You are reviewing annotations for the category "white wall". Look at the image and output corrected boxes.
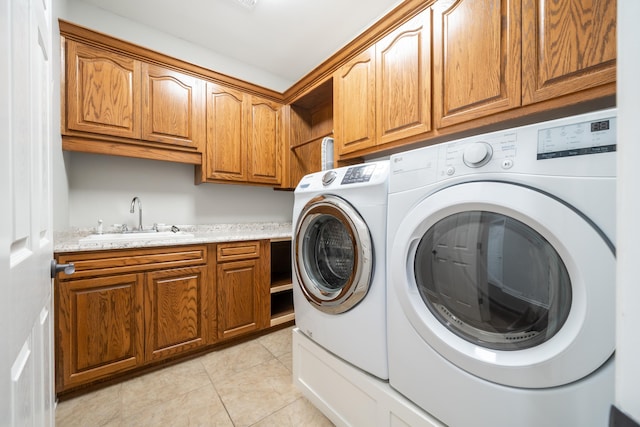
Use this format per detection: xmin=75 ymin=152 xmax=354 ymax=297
xmin=66 ymin=152 xmax=293 ymax=229
xmin=62 ymin=0 xmax=291 ymax=92
xmin=52 ymin=0 xmax=295 ymax=231
xmin=616 ymin=1 xmax=640 ymax=423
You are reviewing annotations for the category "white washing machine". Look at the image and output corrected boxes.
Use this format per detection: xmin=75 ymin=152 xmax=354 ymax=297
xmin=386 ymin=109 xmax=616 ymax=426
xmin=293 ymin=160 xmax=389 ymax=380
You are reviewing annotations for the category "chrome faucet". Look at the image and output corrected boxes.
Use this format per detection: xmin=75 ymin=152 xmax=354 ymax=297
xmin=130 ymin=196 xmax=143 ymax=231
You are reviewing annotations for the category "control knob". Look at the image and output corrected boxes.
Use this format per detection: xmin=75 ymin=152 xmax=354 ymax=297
xmin=322 ymin=170 xmax=337 ymax=186
xmin=463 ymin=142 xmax=493 ymax=167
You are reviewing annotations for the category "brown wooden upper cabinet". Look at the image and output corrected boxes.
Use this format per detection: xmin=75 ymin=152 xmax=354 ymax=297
xmin=63 ymin=39 xmax=205 ymax=163
xmin=433 ymin=0 xmax=616 ymax=129
xmin=65 ymin=40 xmax=142 ymax=139
xmin=141 ymin=63 xmax=205 ymax=150
xmin=247 ymin=96 xmax=282 ymax=185
xmin=521 ymin=0 xmax=617 ymax=104
xmin=203 ymin=83 xmax=246 ymax=182
xmin=433 ymin=0 xmax=521 ymax=128
xmin=334 ymin=9 xmax=431 ymax=156
xmin=200 ymin=82 xmax=282 ymax=185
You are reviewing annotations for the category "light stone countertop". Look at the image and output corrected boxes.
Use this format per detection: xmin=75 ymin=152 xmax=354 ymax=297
xmin=54 ymin=222 xmax=293 ymax=253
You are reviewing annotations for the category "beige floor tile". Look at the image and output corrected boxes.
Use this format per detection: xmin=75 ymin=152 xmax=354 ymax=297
xmin=277 ymin=351 xmax=293 ymax=372
xmin=55 ymin=383 xmax=122 ymax=427
xmin=122 ymin=384 xmax=233 ymax=427
xmin=258 ymin=326 xmax=293 ymax=357
xmin=214 ymin=358 xmax=301 ymax=427
xmin=252 ymin=397 xmax=335 ymax=427
xmin=200 ymin=339 xmax=275 ymax=382
xmin=120 ymin=358 xmax=212 ymax=418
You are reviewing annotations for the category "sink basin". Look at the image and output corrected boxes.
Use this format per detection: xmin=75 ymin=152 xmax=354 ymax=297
xmin=78 ymin=231 xmax=195 ymax=246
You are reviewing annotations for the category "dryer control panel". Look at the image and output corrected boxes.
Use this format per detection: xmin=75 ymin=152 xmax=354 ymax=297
xmin=537 ymin=117 xmax=616 ymax=160
xmin=389 ymin=108 xmax=617 ymax=194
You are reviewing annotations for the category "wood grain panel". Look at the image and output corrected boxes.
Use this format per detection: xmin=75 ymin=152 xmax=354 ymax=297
xmin=522 ymin=0 xmax=616 ymax=104
xmin=248 ymin=96 xmax=282 ymax=185
xmin=433 ymin=0 xmax=521 ymax=127
xmin=205 ymin=82 xmax=247 ymax=182
xmin=65 ymin=40 xmax=141 ymax=139
xmin=217 ymin=241 xmax=261 ymax=262
xmin=376 ymin=10 xmax=431 ymax=145
xmin=286 ymin=95 xmax=332 ymax=189
xmin=289 ymin=139 xmax=323 ymax=189
xmin=145 ymin=266 xmax=208 ymax=361
xmin=56 ymin=245 xmax=207 ymax=280
xmin=58 ymin=273 xmax=144 ymax=388
xmin=217 ymin=259 xmax=260 ymax=339
xmin=142 ymin=63 xmax=205 ymax=149
xmin=334 ymin=47 xmax=376 ymax=155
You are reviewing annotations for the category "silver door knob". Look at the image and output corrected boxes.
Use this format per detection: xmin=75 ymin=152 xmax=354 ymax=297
xmin=50 ymin=260 xmax=75 ymax=278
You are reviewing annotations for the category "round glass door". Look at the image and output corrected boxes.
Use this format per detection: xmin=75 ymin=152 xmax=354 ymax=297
xmin=389 ymin=181 xmax=615 ymax=388
xmin=294 ymin=195 xmax=373 ymax=314
xmin=414 ymin=211 xmax=572 ymax=351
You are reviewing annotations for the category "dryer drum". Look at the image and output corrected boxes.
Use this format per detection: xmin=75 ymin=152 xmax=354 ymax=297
xmin=414 ymin=210 xmax=572 ymax=351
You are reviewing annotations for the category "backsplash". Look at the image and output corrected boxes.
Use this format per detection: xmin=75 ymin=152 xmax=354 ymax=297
xmin=63 ymin=152 xmax=294 ymax=230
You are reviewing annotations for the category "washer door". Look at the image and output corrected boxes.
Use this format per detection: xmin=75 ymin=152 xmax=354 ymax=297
xmin=294 ymin=195 xmax=373 ymax=314
xmin=389 ymin=181 xmax=615 ymax=388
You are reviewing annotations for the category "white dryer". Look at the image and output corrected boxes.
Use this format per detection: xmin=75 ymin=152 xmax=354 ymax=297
xmin=387 ymin=110 xmax=616 ymax=426
xmin=293 ymin=161 xmax=389 ymax=380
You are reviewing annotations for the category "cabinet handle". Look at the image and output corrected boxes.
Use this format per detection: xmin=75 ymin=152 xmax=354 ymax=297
xmin=50 ymin=260 xmax=75 ymax=278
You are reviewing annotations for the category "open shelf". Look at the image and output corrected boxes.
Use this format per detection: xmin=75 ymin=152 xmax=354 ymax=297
xmin=270 ymin=289 xmax=294 ymax=327
xmin=270 ymin=239 xmax=294 ymax=326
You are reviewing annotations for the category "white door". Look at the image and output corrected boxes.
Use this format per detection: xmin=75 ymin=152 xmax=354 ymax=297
xmin=1 ymin=0 xmax=55 ymax=424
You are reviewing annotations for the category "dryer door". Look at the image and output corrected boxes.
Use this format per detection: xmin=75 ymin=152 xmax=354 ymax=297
xmin=294 ymin=195 xmax=373 ymax=314
xmin=389 ymin=181 xmax=615 ymax=388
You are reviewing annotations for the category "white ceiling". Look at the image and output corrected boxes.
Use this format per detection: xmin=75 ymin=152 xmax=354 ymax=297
xmin=76 ymin=0 xmax=403 ymax=88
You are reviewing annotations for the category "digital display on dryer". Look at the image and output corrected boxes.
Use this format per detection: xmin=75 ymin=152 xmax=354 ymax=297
xmin=537 ymin=117 xmax=617 ymax=160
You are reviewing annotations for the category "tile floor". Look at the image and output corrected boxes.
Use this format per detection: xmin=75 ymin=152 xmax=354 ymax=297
xmin=55 ymin=326 xmax=334 ymax=427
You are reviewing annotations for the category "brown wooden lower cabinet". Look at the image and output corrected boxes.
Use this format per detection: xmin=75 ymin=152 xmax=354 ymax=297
xmin=215 ymin=240 xmax=270 ymax=340
xmin=144 ymin=266 xmax=208 ymax=362
xmin=54 ymin=239 xmax=288 ymax=395
xmin=57 ymin=273 xmax=145 ymax=390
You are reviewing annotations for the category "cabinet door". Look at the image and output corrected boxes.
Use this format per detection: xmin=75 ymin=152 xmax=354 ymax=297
xmin=433 ymin=0 xmax=521 ymax=128
xmin=217 ymin=258 xmax=268 ymax=340
xmin=65 ymin=40 xmax=141 ymax=139
xmin=144 ymin=266 xmax=208 ymax=361
xmin=521 ymin=0 xmax=616 ymax=104
xmin=334 ymin=47 xmax=376 ymax=155
xmin=376 ymin=10 xmax=431 ymax=145
xmin=247 ymin=96 xmax=282 ymax=185
xmin=56 ymin=274 xmax=144 ymax=389
xmin=205 ymin=82 xmax=247 ymax=182
xmin=142 ymin=63 xmax=205 ymax=150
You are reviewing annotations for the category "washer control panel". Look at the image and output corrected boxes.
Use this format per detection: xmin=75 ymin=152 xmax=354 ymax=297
xmin=341 ymin=164 xmax=377 ymax=184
